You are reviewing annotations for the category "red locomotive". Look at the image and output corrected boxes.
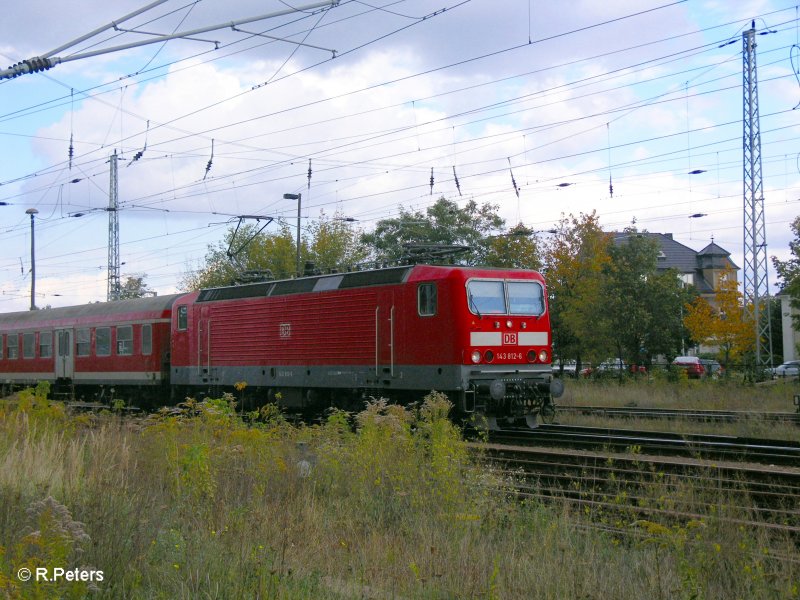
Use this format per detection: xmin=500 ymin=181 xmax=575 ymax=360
xmin=0 ymin=264 xmax=562 ymax=426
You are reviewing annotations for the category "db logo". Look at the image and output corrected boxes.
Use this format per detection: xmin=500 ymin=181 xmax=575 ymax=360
xmin=502 ymin=333 xmax=518 ymax=345
xmin=279 ymin=323 xmax=292 ymax=338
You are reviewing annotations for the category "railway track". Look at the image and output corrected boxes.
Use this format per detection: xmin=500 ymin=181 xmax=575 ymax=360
xmin=488 ymin=424 xmax=800 ymax=466
xmin=475 ymin=441 xmax=800 ymax=535
xmin=557 ymin=404 xmax=800 ymax=424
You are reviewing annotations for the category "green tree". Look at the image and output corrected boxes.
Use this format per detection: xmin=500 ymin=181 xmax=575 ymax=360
xmin=603 ymin=228 xmax=688 ymax=367
xmin=484 ymin=223 xmax=543 ymax=270
xmin=118 ymin=275 xmax=154 ymax=299
xmin=307 ymin=211 xmax=370 ymax=272
xmin=543 ymin=212 xmax=612 ymax=369
xmin=180 ymin=224 xmax=297 ymax=290
xmin=361 ymin=197 xmax=504 ymax=265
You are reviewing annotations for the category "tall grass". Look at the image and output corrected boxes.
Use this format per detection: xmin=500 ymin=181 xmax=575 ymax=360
xmin=557 ymin=377 xmax=800 ymax=440
xmin=0 ymin=386 xmax=797 ymax=599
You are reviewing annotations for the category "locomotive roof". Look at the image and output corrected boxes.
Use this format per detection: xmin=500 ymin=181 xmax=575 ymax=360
xmin=0 ymin=294 xmax=183 ymax=328
xmin=195 ymin=264 xmax=544 ymax=303
xmin=197 ymin=266 xmax=416 ymax=302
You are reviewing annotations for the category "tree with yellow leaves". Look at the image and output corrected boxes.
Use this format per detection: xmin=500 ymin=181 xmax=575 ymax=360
xmin=683 ymin=266 xmax=753 ymax=369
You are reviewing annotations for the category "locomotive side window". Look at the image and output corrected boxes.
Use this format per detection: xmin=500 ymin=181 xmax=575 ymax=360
xmin=117 ymin=326 xmax=133 ymax=356
xmin=142 ymin=324 xmax=152 ymax=356
xmin=418 ymin=283 xmax=437 ymax=317
xmin=39 ymin=331 xmax=53 ymax=359
xmin=466 ymin=280 xmax=507 ymax=315
xmin=23 ymin=333 xmax=35 ymax=359
xmin=76 ymin=329 xmax=90 ymax=357
xmin=7 ymin=333 xmax=18 ymax=359
xmin=177 ymin=306 xmax=188 ymax=331
xmin=507 ymin=281 xmax=545 ymax=316
xmin=96 ymin=327 xmax=111 ymax=356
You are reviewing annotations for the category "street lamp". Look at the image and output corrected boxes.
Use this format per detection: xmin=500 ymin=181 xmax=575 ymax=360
xmin=25 ymin=208 xmax=38 ymax=310
xmin=283 ymin=193 xmax=302 ymax=276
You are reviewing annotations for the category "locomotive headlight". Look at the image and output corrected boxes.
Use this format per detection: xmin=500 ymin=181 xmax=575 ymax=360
xmin=484 ymin=350 xmax=494 ymax=363
xmin=471 ymin=350 xmax=482 ymax=364
xmin=506 ymin=320 xmax=513 ymax=328
xmin=538 ymin=349 xmax=549 ymax=363
xmin=527 ymin=350 xmax=536 ymax=363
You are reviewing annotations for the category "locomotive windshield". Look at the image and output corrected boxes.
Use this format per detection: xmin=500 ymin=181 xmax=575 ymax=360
xmin=466 ymin=279 xmax=545 ymax=316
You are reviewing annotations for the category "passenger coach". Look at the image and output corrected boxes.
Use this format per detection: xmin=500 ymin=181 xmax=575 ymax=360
xmin=0 ymin=295 xmax=179 ymax=399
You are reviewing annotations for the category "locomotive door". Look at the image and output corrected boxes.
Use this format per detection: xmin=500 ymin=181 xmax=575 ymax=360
xmin=55 ymin=329 xmax=74 ymax=380
xmin=375 ymin=291 xmax=395 ymax=378
xmin=197 ymin=307 xmax=211 ymax=379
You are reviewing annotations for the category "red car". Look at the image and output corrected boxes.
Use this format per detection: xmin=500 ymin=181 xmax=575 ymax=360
xmin=672 ymin=356 xmax=706 ymax=379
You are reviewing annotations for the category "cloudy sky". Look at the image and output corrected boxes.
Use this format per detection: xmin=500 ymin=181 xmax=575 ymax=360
xmin=0 ymin=0 xmax=798 ymax=311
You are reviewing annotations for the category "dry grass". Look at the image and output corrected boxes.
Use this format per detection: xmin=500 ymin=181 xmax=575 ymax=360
xmin=555 ymin=378 xmax=800 ymax=440
xmin=0 ymin=385 xmax=798 ymax=599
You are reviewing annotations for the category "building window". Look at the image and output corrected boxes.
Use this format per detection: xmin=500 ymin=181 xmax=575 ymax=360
xmin=7 ymin=333 xmax=18 ymax=359
xmin=680 ymin=273 xmax=694 ymax=287
xmin=418 ymin=283 xmax=437 ymax=317
xmin=177 ymin=306 xmax=188 ymax=330
xmin=76 ymin=329 xmax=90 ymax=357
xmin=96 ymin=327 xmax=111 ymax=356
xmin=39 ymin=331 xmax=52 ymax=359
xmin=23 ymin=333 xmax=35 ymax=359
xmin=142 ymin=324 xmax=152 ymax=356
xmin=117 ymin=326 xmax=133 ymax=356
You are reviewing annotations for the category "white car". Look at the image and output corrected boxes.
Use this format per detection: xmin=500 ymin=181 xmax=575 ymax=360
xmin=772 ymin=360 xmax=800 ymax=378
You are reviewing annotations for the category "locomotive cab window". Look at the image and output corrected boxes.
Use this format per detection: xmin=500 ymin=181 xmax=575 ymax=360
xmin=117 ymin=326 xmax=133 ymax=355
xmin=418 ymin=283 xmax=437 ymax=317
xmin=177 ymin=305 xmax=188 ymax=331
xmin=508 ymin=281 xmax=545 ymax=316
xmin=7 ymin=333 xmax=18 ymax=359
xmin=96 ymin=327 xmax=111 ymax=357
xmin=467 ymin=279 xmax=546 ymax=316
xmin=39 ymin=331 xmax=52 ymax=359
xmin=76 ymin=329 xmax=90 ymax=357
xmin=466 ymin=280 xmax=507 ymax=315
xmin=22 ymin=333 xmax=35 ymax=359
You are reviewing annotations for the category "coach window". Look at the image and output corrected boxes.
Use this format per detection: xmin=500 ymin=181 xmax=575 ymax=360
xmin=142 ymin=324 xmax=152 ymax=356
xmin=7 ymin=333 xmax=18 ymax=359
xmin=39 ymin=331 xmax=53 ymax=359
xmin=76 ymin=329 xmax=90 ymax=357
xmin=177 ymin=305 xmax=188 ymax=331
xmin=418 ymin=283 xmax=437 ymax=317
xmin=22 ymin=333 xmax=35 ymax=359
xmin=96 ymin=327 xmax=111 ymax=357
xmin=117 ymin=326 xmax=133 ymax=355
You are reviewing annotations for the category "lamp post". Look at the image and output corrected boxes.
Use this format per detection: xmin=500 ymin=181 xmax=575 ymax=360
xmin=283 ymin=193 xmax=302 ymax=276
xmin=25 ymin=208 xmax=38 ymax=310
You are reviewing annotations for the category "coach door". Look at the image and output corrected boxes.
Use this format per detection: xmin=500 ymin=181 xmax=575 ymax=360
xmin=375 ymin=291 xmax=395 ymax=378
xmin=55 ymin=329 xmax=74 ymax=380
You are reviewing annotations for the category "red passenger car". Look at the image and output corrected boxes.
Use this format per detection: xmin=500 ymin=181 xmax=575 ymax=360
xmin=170 ymin=265 xmax=562 ymax=426
xmin=0 ymin=295 xmax=180 ymax=400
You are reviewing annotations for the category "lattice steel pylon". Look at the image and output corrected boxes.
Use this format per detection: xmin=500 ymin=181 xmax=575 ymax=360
xmin=742 ymin=23 xmax=773 ymax=369
xmin=107 ymin=150 xmax=120 ymax=301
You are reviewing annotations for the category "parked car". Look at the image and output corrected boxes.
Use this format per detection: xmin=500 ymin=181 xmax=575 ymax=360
xmin=581 ymin=358 xmax=627 ymax=378
xmin=597 ymin=358 xmax=627 ymax=372
xmin=672 ymin=356 xmax=706 ymax=379
xmin=699 ymin=359 xmax=724 ymax=378
xmin=558 ymin=361 xmax=579 ymax=378
xmin=772 ymin=360 xmax=800 ymax=378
